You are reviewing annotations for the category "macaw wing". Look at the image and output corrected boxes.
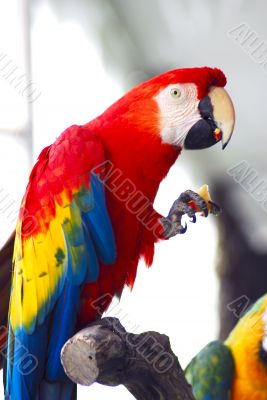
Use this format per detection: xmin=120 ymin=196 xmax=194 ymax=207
xmin=6 ymin=125 xmax=116 ymax=399
xmin=185 ymin=341 xmax=234 ymax=400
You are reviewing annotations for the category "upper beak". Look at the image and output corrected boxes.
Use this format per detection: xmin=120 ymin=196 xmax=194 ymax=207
xmin=208 ymin=86 xmax=235 ymax=149
xmin=184 ymin=86 xmax=235 ymax=150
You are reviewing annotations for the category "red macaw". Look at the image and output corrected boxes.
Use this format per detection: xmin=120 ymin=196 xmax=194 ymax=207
xmin=4 ymin=67 xmax=235 ymax=400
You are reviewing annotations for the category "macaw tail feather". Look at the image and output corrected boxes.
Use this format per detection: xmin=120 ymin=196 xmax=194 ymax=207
xmin=0 ymin=232 xmax=14 ymax=369
xmin=4 ymin=381 xmax=76 ymax=400
xmin=38 ymin=380 xmax=76 ymax=400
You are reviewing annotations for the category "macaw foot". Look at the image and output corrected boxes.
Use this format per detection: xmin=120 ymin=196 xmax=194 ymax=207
xmin=161 ymin=189 xmax=220 ymax=239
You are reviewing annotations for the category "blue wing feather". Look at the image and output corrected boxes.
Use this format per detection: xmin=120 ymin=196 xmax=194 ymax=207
xmin=46 ymin=282 xmax=80 ymax=381
xmin=82 ymin=173 xmax=116 ymax=265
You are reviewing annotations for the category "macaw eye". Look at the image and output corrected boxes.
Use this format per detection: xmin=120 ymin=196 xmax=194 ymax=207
xmin=170 ymin=88 xmax=181 ymax=98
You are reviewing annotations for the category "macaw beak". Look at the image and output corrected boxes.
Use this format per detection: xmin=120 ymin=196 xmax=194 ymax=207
xmin=184 ymin=86 xmax=235 ymax=150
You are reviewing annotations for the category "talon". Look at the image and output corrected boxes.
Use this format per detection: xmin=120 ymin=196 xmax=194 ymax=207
xmin=160 ymin=217 xmax=188 ymax=238
xmin=190 ymin=215 xmax=196 ymax=224
xmin=202 ymin=206 xmax=209 ymax=218
xmin=208 ymin=200 xmax=222 ymax=216
xmin=180 ymin=222 xmax=187 ymax=234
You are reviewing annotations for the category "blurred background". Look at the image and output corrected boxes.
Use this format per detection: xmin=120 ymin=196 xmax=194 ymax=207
xmin=0 ymin=0 xmax=267 ymax=398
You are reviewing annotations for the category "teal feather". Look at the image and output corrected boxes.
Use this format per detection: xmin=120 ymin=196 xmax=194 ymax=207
xmin=185 ymin=341 xmax=234 ymax=400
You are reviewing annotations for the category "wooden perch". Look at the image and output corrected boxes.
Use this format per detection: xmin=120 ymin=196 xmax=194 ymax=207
xmin=61 ymin=317 xmax=196 ymax=400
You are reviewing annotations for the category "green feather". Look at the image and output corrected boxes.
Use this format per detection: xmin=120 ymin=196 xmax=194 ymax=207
xmin=185 ymin=341 xmax=234 ymax=400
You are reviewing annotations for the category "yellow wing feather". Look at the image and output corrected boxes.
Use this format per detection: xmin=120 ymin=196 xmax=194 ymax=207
xmin=10 ymin=195 xmax=73 ymax=332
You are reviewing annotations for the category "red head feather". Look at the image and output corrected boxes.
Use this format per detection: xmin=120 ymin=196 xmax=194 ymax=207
xmin=131 ymin=66 xmax=227 ymax=99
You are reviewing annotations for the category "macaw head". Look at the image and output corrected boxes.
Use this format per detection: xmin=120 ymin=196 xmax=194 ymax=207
xmin=98 ymin=67 xmax=235 ymax=154
xmin=152 ymin=67 xmax=235 ymax=150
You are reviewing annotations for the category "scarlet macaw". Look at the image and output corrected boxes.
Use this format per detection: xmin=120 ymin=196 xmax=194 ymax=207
xmin=185 ymin=294 xmax=267 ymax=399
xmin=4 ymin=67 xmax=235 ymax=399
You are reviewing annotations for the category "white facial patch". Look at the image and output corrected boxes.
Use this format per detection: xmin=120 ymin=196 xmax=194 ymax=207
xmin=155 ymin=83 xmax=201 ymax=147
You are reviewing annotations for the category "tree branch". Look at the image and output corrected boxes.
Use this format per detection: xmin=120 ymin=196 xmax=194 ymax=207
xmin=61 ymin=317 xmax=195 ymax=400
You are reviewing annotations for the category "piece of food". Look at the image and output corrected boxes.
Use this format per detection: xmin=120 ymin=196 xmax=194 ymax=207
xmin=189 ymin=184 xmax=221 ymax=216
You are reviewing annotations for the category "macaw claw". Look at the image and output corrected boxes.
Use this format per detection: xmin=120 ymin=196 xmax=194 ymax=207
xmin=161 ymin=189 xmax=218 ymax=239
xmin=208 ymin=200 xmax=222 ymax=216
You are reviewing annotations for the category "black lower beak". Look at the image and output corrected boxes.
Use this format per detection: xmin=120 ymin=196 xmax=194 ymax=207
xmin=184 ymin=119 xmax=219 ymax=149
xmin=184 ymin=96 xmax=221 ymax=150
